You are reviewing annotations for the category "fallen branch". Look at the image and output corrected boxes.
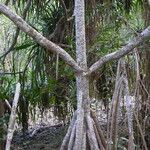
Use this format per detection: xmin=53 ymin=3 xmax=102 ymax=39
xmin=5 ymin=83 xmax=21 ymax=150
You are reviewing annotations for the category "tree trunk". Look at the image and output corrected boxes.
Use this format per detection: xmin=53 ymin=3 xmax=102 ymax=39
xmin=60 ymin=0 xmax=106 ymax=149
xmin=1 ymin=1 xmax=150 ymax=150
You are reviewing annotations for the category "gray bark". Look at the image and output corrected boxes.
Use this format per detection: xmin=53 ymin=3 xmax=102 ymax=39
xmin=5 ymin=83 xmax=21 ymax=150
xmin=0 ymin=4 xmax=82 ymax=73
xmin=74 ymin=0 xmax=90 ymax=149
xmin=75 ymin=0 xmax=90 ymax=113
xmin=60 ymin=112 xmax=77 ymax=150
xmin=87 ymin=26 xmax=150 ymax=75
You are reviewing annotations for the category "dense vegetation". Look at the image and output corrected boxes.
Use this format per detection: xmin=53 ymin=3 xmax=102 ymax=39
xmin=0 ymin=0 xmax=150 ymax=149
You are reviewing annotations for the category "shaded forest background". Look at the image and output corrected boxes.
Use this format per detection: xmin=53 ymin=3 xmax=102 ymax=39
xmin=0 ymin=0 xmax=150 ymax=149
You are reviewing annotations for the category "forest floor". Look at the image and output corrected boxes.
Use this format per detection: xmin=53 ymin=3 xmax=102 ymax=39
xmin=10 ymin=103 xmax=108 ymax=150
xmin=11 ymin=124 xmax=67 ymax=150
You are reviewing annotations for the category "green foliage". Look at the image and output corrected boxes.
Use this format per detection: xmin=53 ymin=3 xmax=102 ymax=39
xmin=0 ymin=0 xmax=147 ymax=132
xmin=0 ymin=76 xmax=16 ymax=100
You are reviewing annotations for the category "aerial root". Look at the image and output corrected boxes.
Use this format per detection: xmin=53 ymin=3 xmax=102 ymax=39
xmin=60 ymin=111 xmax=77 ymax=150
xmin=68 ymin=122 xmax=76 ymax=149
xmin=91 ymin=111 xmax=107 ymax=149
xmin=60 ymin=110 xmax=106 ymax=150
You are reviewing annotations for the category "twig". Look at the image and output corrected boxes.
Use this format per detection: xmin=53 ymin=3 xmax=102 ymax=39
xmin=5 ymin=83 xmax=21 ymax=150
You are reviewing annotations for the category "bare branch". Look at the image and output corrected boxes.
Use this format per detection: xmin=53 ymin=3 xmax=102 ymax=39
xmin=87 ymin=26 xmax=150 ymax=75
xmin=0 ymin=4 xmax=83 ymax=73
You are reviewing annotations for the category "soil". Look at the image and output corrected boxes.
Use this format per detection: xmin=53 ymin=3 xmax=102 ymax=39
xmin=9 ymin=103 xmax=111 ymax=150
xmin=11 ymin=124 xmax=67 ymax=150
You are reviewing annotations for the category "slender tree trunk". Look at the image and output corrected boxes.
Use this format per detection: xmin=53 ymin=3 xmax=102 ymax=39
xmin=74 ymin=0 xmax=90 ymax=149
xmin=75 ymin=0 xmax=90 ymax=116
xmin=60 ymin=1 xmax=105 ymax=149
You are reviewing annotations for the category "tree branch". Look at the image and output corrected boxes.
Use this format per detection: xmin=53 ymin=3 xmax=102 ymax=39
xmin=0 ymin=4 xmax=83 ymax=73
xmin=87 ymin=26 xmax=150 ymax=75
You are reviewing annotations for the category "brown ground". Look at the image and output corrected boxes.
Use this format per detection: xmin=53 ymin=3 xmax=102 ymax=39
xmin=11 ymin=125 xmax=67 ymax=150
